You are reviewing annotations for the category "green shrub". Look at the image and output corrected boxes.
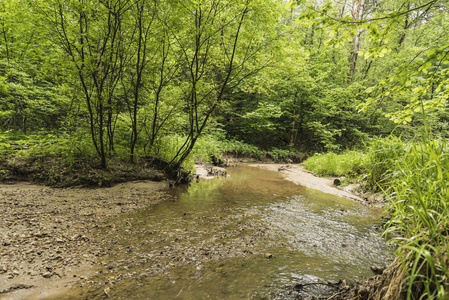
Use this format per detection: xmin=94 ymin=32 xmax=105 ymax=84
xmin=267 ymin=147 xmax=296 ymax=162
xmin=365 ymin=136 xmax=408 ymax=190
xmin=219 ymin=139 xmax=264 ymax=160
xmin=303 ymin=151 xmax=367 ymax=177
xmin=149 ymin=134 xmax=222 ymax=172
xmin=0 ymin=130 xmax=97 ymax=166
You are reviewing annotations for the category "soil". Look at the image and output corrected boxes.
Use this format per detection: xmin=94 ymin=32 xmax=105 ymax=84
xmin=0 ymin=181 xmax=168 ymax=299
xmin=0 ymin=156 xmax=167 ymax=187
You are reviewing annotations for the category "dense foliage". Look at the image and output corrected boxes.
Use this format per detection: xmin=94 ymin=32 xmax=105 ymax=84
xmin=2 ymin=0 xmax=449 ymax=297
xmin=2 ymin=0 xmax=448 ymax=163
xmin=3 ymin=0 xmax=447 ymax=168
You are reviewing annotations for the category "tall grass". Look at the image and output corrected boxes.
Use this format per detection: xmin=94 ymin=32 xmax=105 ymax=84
xmin=304 ymin=138 xmax=449 ymax=298
xmin=365 ymin=136 xmax=408 ymax=190
xmin=302 ymin=151 xmax=367 ymax=177
xmin=381 ymin=140 xmax=449 ymax=299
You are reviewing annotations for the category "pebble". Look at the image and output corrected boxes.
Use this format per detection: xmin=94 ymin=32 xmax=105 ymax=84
xmin=42 ymin=272 xmax=53 ymax=278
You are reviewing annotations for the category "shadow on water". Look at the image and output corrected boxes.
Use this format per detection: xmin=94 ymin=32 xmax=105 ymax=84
xmin=74 ymin=165 xmax=392 ymax=299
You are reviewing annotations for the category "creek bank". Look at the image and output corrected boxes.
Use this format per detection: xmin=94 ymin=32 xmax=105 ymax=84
xmin=0 ymin=181 xmax=167 ymax=299
xmin=0 ymin=156 xmax=167 ymax=188
xmin=249 ymin=163 xmax=384 ymax=207
xmin=195 ymin=164 xmax=229 ymax=180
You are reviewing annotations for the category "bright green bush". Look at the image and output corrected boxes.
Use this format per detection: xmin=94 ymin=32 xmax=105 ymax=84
xmin=365 ymin=136 xmax=408 ymax=190
xmin=149 ymin=134 xmax=222 ymax=172
xmin=302 ymin=151 xmax=367 ymax=177
xmin=0 ymin=130 xmax=97 ymax=167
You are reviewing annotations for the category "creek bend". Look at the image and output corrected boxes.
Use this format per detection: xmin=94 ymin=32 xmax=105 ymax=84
xmin=66 ymin=165 xmax=391 ymax=299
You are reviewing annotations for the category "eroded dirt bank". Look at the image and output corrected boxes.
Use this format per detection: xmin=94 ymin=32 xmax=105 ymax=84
xmin=0 ymin=181 xmax=167 ymax=299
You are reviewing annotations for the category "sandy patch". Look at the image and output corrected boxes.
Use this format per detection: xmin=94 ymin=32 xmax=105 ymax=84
xmin=249 ymin=164 xmax=366 ymax=203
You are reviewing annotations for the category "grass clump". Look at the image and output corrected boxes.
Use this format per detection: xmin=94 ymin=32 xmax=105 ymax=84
xmin=303 ymin=137 xmax=449 ymax=298
xmin=302 ymin=151 xmax=367 ymax=177
xmin=381 ymin=139 xmax=449 ymax=299
xmin=365 ymin=136 xmax=408 ymax=190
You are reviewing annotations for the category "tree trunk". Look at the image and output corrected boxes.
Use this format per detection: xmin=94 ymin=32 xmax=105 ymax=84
xmin=348 ymin=0 xmax=365 ymax=83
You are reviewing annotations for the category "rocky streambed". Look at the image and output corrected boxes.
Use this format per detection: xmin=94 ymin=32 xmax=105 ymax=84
xmin=0 ymin=181 xmax=167 ymax=299
xmin=1 ymin=164 xmax=391 ymax=299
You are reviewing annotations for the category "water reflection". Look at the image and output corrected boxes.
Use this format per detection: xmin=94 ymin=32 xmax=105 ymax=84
xmin=90 ymin=165 xmax=391 ymax=299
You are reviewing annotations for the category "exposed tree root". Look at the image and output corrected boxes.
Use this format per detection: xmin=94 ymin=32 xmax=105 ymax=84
xmin=329 ymin=257 xmax=408 ymax=300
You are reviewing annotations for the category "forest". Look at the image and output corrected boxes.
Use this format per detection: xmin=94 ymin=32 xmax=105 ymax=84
xmin=1 ymin=0 xmax=449 ymax=298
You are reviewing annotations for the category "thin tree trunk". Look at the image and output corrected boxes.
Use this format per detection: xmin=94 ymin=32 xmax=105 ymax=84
xmin=348 ymin=0 xmax=365 ymax=83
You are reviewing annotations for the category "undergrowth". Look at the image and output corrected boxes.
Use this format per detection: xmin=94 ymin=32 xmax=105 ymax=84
xmin=302 ymin=151 xmax=367 ymax=177
xmin=0 ymin=131 xmax=85 ymax=164
xmin=304 ymin=136 xmax=449 ymax=298
xmin=149 ymin=134 xmax=222 ymax=173
xmin=364 ymin=136 xmax=408 ymax=191
xmin=381 ymin=139 xmax=449 ymax=299
xmin=1 ymin=131 xmax=297 ymax=172
xmin=219 ymin=139 xmax=264 ymax=160
xmin=219 ymin=139 xmax=299 ymax=162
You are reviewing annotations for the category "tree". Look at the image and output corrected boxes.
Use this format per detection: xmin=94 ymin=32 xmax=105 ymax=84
xmin=37 ymin=0 xmax=134 ymax=168
xmin=348 ymin=0 xmax=366 ymax=82
xmin=161 ymin=0 xmax=280 ymax=169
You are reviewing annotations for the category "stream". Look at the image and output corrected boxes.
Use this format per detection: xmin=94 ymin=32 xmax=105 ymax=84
xmin=68 ymin=165 xmax=391 ymax=299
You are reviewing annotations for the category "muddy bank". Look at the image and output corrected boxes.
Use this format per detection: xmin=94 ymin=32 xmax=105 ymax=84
xmin=0 ymin=181 xmax=167 ymax=299
xmin=0 ymin=156 xmax=167 ymax=188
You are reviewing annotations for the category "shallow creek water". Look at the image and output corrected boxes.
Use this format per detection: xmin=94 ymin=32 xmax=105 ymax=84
xmin=79 ymin=165 xmax=391 ymax=299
